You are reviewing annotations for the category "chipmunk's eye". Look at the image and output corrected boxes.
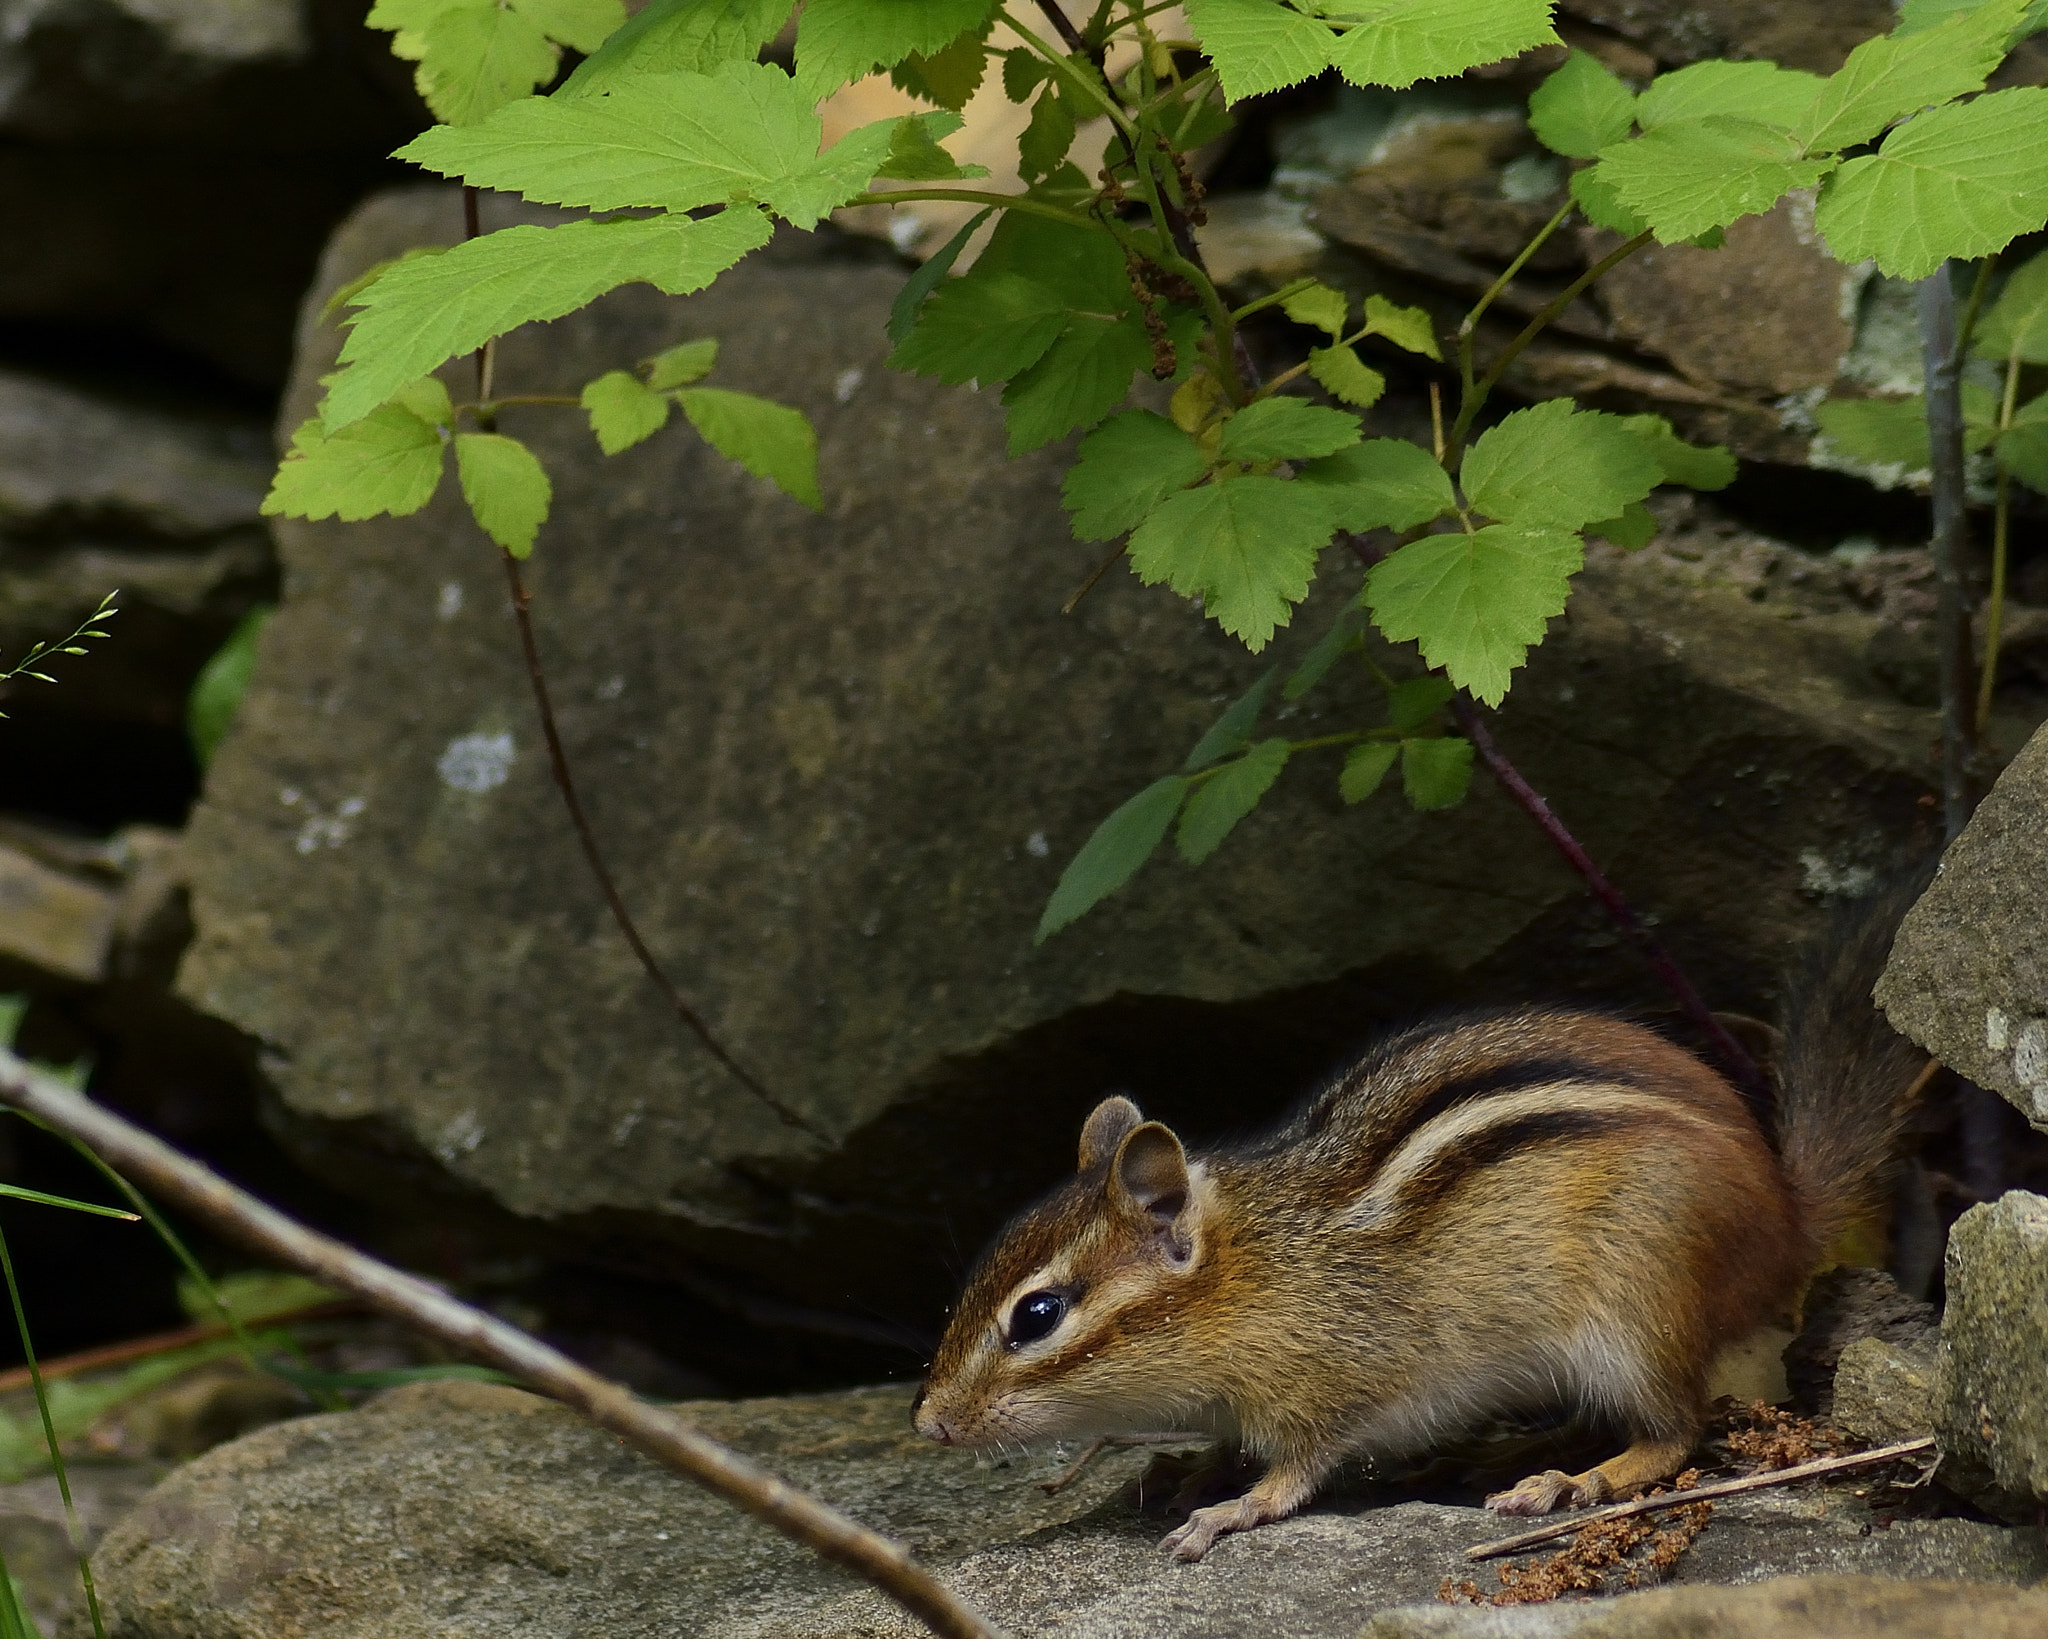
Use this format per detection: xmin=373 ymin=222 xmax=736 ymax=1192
xmin=1006 ymin=1289 xmax=1067 ymax=1347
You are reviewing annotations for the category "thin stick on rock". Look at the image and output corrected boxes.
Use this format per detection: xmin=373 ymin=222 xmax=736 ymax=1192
xmin=0 ymin=1051 xmax=1001 ymax=1639
xmin=1465 ymin=1438 xmax=1937 ymax=1562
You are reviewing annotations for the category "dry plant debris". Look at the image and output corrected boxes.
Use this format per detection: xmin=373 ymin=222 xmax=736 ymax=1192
xmin=1719 ymin=1399 xmax=1850 ymax=1470
xmin=1441 ymin=1472 xmax=1713 ymax=1605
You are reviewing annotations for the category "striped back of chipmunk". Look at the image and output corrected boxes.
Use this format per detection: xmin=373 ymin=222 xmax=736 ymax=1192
xmin=1256 ymin=1007 xmax=1760 ymax=1232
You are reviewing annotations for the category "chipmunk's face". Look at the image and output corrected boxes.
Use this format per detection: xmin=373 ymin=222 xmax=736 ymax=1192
xmin=913 ymin=1096 xmax=1219 ymax=1451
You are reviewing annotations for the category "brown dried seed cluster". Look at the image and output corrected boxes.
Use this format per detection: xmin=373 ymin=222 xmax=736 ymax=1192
xmin=1440 ymin=1474 xmax=1714 ymax=1607
xmin=1722 ymin=1400 xmax=1847 ymax=1470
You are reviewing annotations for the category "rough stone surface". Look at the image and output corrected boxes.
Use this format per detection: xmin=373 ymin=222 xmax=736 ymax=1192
xmin=1936 ymin=1190 xmax=2048 ymax=1518
xmin=173 ymin=184 xmax=1982 ymax=1337
xmin=1833 ymin=1336 xmax=1939 ymax=1448
xmin=75 ymin=1381 xmax=2048 ymax=1639
xmin=1364 ymin=1576 xmax=2048 ymax=1637
xmin=1879 ymin=723 xmax=2048 ymax=1131
xmin=1559 ymin=1 xmax=1897 ymax=72
xmin=1784 ymin=1267 xmax=1937 ymax=1421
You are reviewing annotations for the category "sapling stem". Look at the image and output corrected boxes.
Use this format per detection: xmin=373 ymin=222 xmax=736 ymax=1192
xmin=1459 ymin=199 xmax=1575 ymax=400
xmin=1917 ymin=262 xmax=1979 ymax=840
xmin=1977 ymin=344 xmax=2022 ymax=737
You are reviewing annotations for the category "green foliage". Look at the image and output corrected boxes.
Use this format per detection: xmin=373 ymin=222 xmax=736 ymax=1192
xmin=368 ymin=0 xmax=626 ymax=124
xmin=1812 ymin=384 xmax=2000 ymax=468
xmin=1178 ymin=738 xmax=1289 ymax=862
xmin=456 ymin=432 xmax=553 ymax=555
xmin=1063 ymin=412 xmax=1209 ymax=541
xmin=1621 ymin=414 xmax=1737 ymax=490
xmin=1298 ymin=440 xmax=1455 ymax=532
xmin=1308 ymin=344 xmax=1386 ymax=408
xmin=1599 ymin=119 xmax=1831 ymax=244
xmin=1187 ymin=0 xmax=1560 ymax=102
xmin=1460 ymin=400 xmax=1663 ymax=530
xmin=265 ymin=398 xmax=448 ymax=519
xmin=1975 ymin=246 xmax=2048 ymax=361
xmin=1035 ymin=774 xmax=1189 ymax=940
xmin=1218 ymin=397 xmax=1361 ymax=462
xmin=1402 ymin=735 xmax=1476 ymax=809
xmin=650 ymin=335 xmax=722 ymax=387
xmin=1361 ymin=294 xmax=1443 ymax=360
xmin=0 ymin=591 xmax=118 ymax=712
xmin=1997 ymin=389 xmax=2048 ymax=487
xmin=1128 ymin=477 xmax=1333 ymax=651
xmin=1339 ymin=741 xmax=1398 ymax=803
xmin=188 ymin=606 xmax=276 ymax=767
xmin=1633 ymin=61 xmax=1822 ymax=133
xmin=1527 ymin=48 xmax=1636 ymax=158
xmin=582 ymin=370 xmax=672 ymax=453
xmin=1794 ymin=0 xmax=2022 ymax=152
xmin=793 ymin=0 xmax=997 ymax=102
xmin=1184 ymin=668 xmax=1279 ymax=770
xmin=678 ymin=387 xmax=823 ymax=509
xmin=562 ymin=0 xmax=793 ymax=96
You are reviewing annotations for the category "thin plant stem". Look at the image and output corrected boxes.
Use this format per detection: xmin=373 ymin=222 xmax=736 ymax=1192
xmin=1031 ymin=0 xmax=1088 ymax=53
xmin=1976 ymin=344 xmax=2022 ymax=737
xmin=1956 ymin=255 xmax=1996 ymax=360
xmin=1062 ymin=541 xmax=1128 ymax=613
xmin=497 ymin=550 xmax=815 ymax=1133
xmin=0 ymin=1214 xmax=106 ymax=1639
xmin=845 ymin=189 xmax=1096 ymax=228
xmin=1458 ymin=198 xmax=1575 ymax=399
xmin=0 ymin=1052 xmax=1001 ymax=1639
xmin=1917 ymin=261 xmax=1978 ymax=840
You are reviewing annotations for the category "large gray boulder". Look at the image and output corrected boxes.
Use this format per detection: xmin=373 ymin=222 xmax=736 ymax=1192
xmin=1935 ymin=1190 xmax=2048 ymax=1520
xmin=175 ymin=183 xmax=2007 ymax=1342
xmin=75 ymin=1380 xmax=2048 ymax=1639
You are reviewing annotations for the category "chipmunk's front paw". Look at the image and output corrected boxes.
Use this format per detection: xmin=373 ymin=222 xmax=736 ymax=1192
xmin=1485 ymin=1467 xmax=1610 ymax=1516
xmin=1160 ymin=1500 xmax=1246 ymax=1561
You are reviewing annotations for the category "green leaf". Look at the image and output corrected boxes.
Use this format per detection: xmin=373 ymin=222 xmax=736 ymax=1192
xmin=1178 ymin=738 xmax=1290 ymax=864
xmin=1035 ymin=774 xmax=1190 ymax=940
xmin=877 ymin=110 xmax=990 ymax=180
xmin=0 ymin=1180 xmax=134 ymax=1218
xmin=1597 ymin=116 xmax=1832 ymax=243
xmin=1530 ymin=48 xmax=1638 ymax=159
xmin=582 ymin=369 xmax=672 ymax=453
xmin=678 ymin=386 xmax=822 ymax=508
xmin=1001 ymin=46 xmax=1050 ymax=102
xmin=1588 ymin=500 xmax=1657 ymax=548
xmin=1128 ymin=475 xmax=1334 ymax=650
xmin=1063 ymin=410 xmax=1210 ymax=541
xmin=794 ymin=0 xmax=997 ymax=102
xmin=1018 ymin=87 xmax=1079 ymax=181
xmin=1308 ymin=345 xmax=1386 ymax=408
xmin=1340 ymin=741 xmax=1397 ymax=802
xmin=1003 ymin=314 xmax=1155 ymax=454
xmin=1185 ymin=667 xmax=1279 ymax=770
xmin=1360 ymin=294 xmax=1442 ymax=360
xmin=971 ymin=210 xmax=1130 ymax=310
xmin=399 ymin=60 xmax=892 ymax=228
xmin=1570 ymin=161 xmax=1649 ymax=235
xmin=892 ymin=23 xmax=991 ymax=110
xmin=1386 ymin=673 xmax=1454 ymax=732
xmin=1329 ymin=0 xmax=1560 ymax=93
xmin=1814 ymin=395 xmax=1934 ymax=467
xmin=1618 ymin=413 xmax=1737 ymax=490
xmin=1365 ymin=523 xmax=1583 ymax=705
xmin=1295 ymin=438 xmax=1456 ymax=532
xmin=1635 ymin=61 xmax=1824 ymax=134
xmin=455 ymin=432 xmax=552 ymax=555
xmin=408 ymin=1 xmax=560 ymax=125
xmin=1998 ymin=388 xmax=2048 ymax=489
xmin=887 ymin=271 xmax=1069 ymax=385
xmin=1401 ymin=735 xmax=1475 ymax=809
xmin=886 ymin=206 xmax=991 ymax=345
xmin=393 ymin=376 xmax=455 ymax=428
xmin=324 ymin=208 xmax=770 ymax=430
xmin=320 ymin=246 xmax=447 ymax=324
xmin=1899 ymin=0 xmax=2048 ymax=32
xmin=1795 ymin=0 xmax=2025 ymax=153
xmin=187 ymin=605 xmax=275 ymax=767
xmin=1461 ymin=399 xmax=1663 ymax=529
xmin=1814 ymin=89 xmax=2048 ymax=279
xmin=646 ymin=336 xmax=719 ymax=388
xmin=514 ymin=0 xmax=626 ymax=53
xmin=1185 ymin=0 xmax=1334 ymax=103
xmin=1975 ymin=246 xmax=2048 ymax=362
xmin=561 ymin=0 xmax=795 ymax=97
xmin=262 ymin=405 xmax=446 ymax=521
xmin=1281 ymin=281 xmax=1348 ymax=337
xmin=1219 ymin=397 xmax=1362 ymax=462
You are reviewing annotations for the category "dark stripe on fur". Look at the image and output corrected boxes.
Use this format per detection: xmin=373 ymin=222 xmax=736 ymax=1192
xmin=1390 ymin=1106 xmax=1640 ymax=1216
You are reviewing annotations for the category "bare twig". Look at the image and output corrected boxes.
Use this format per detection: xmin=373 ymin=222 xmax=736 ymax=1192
xmin=1465 ymin=1437 xmax=1937 ymax=1561
xmin=1917 ymin=263 xmax=1978 ymax=841
xmin=0 ymin=1301 xmax=355 ymax=1395
xmin=0 ymin=1050 xmax=999 ymax=1639
xmin=1061 ymin=541 xmax=1129 ymax=614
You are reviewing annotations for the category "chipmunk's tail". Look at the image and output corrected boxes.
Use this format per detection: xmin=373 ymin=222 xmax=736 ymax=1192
xmin=1774 ymin=860 xmax=1936 ymax=1270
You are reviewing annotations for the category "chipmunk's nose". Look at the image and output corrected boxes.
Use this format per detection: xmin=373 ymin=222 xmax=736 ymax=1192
xmin=911 ymin=1395 xmax=956 ymax=1445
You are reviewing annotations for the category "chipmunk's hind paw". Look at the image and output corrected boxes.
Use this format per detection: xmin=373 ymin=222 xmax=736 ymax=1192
xmin=1485 ymin=1466 xmax=1608 ymax=1516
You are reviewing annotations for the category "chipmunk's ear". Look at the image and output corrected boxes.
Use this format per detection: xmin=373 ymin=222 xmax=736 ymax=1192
xmin=1077 ymin=1095 xmax=1143 ymax=1172
xmin=1111 ymin=1121 xmax=1195 ymax=1263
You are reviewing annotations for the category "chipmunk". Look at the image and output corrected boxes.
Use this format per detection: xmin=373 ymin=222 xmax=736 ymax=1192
xmin=911 ymin=880 xmax=1925 ymax=1561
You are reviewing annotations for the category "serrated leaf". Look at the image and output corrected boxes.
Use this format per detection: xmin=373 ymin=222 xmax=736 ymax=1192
xmin=1814 ymin=88 xmax=2048 ymax=279
xmin=1588 ymin=500 xmax=1657 ymax=548
xmin=1285 ymin=604 xmax=1365 ymax=700
xmin=1386 ymin=674 xmax=1454 ymax=732
xmin=1598 ymin=116 xmax=1832 ymax=243
xmin=582 ymin=369 xmax=672 ymax=453
xmin=1635 ymin=61 xmax=1824 ymax=134
xmin=187 ymin=606 xmax=274 ymax=767
xmin=1281 ymin=281 xmax=1348 ymax=337
xmin=1340 ymin=741 xmax=1397 ymax=802
xmin=1185 ymin=0 xmax=1334 ymax=103
xmin=971 ymin=209 xmax=1131 ymax=311
xmin=1997 ymin=389 xmax=2048 ymax=488
xmin=1308 ymin=345 xmax=1386 ymax=408
xmin=455 ymin=432 xmax=551 ymax=554
xmin=1001 ymin=47 xmax=1050 ymax=102
xmin=1063 ymin=411 xmax=1210 ymax=541
xmin=1185 ymin=667 xmax=1278 ymax=770
xmin=1975 ymin=246 xmax=2048 ymax=362
xmin=1219 ymin=397 xmax=1362 ymax=462
xmin=646 ymin=336 xmax=719 ymax=388
xmin=1462 ymin=399 xmax=1662 ymax=529
xmin=1796 ymin=0 xmax=2025 ymax=153
xmin=411 ymin=1 xmax=560 ymax=125
xmin=794 ymin=0 xmax=997 ymax=102
xmin=1018 ymin=87 xmax=1079 ymax=181
xmin=393 ymin=376 xmax=455 ymax=428
xmin=1899 ymin=0 xmax=2048 ymax=32
xmin=1036 ymin=774 xmax=1190 ymax=940
xmin=1178 ymin=738 xmax=1290 ymax=863
xmin=1360 ymin=294 xmax=1442 ymax=360
xmin=1365 ymin=523 xmax=1582 ymax=705
xmin=1129 ymin=476 xmax=1333 ymax=651
xmin=399 ymin=60 xmax=896 ymax=228
xmin=1295 ymin=438 xmax=1456 ymax=532
xmin=1617 ymin=413 xmax=1737 ymax=490
xmin=678 ymin=387 xmax=821 ymax=508
xmin=1330 ymin=0 xmax=1560 ymax=92
xmin=1530 ymin=48 xmax=1638 ymax=159
xmin=320 ymin=246 xmax=446 ymax=324
xmin=1570 ymin=161 xmax=1649 ymax=235
xmin=323 ymin=208 xmax=770 ymax=430
xmin=514 ymin=0 xmax=626 ymax=53
xmin=263 ymin=406 xmax=445 ymax=521
xmin=886 ymin=209 xmax=990 ymax=347
xmin=886 ymin=271 xmax=1069 ymax=385
xmin=876 ymin=110 xmax=990 ymax=180
xmin=1401 ymin=735 xmax=1475 ymax=809
xmin=1003 ymin=314 xmax=1155 ymax=454
xmin=891 ymin=24 xmax=991 ymax=110
xmin=561 ymin=0 xmax=794 ymax=96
